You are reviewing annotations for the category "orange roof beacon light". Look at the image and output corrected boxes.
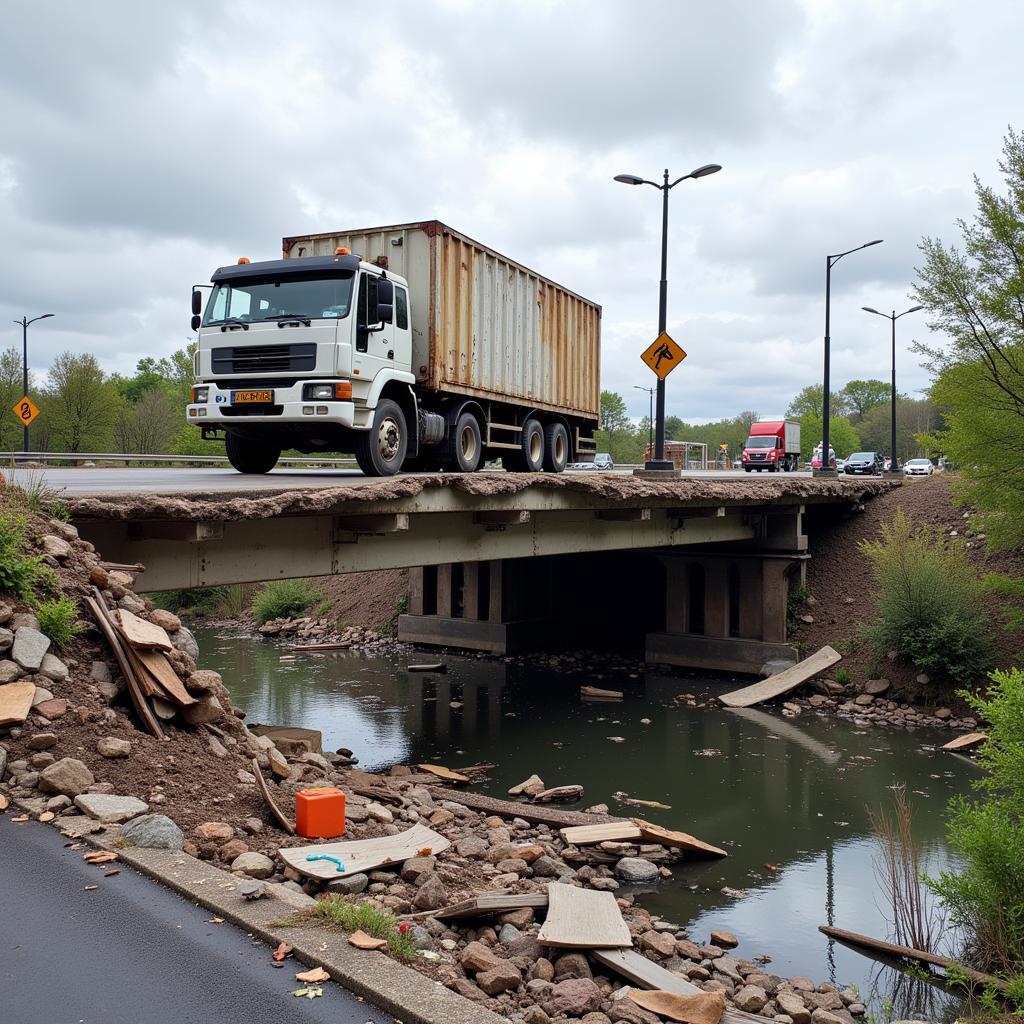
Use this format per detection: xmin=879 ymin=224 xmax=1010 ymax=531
xmin=335 ymin=247 xmax=351 ymax=256
xmin=237 ymin=257 xmax=250 ymax=264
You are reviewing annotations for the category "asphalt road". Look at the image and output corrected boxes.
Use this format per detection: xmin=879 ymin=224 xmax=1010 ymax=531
xmin=6 ymin=465 xmax=812 ymax=496
xmin=0 ymin=814 xmax=392 ymax=1024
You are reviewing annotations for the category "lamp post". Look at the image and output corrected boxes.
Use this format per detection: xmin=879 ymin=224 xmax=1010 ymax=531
xmin=13 ymin=313 xmax=54 ymax=453
xmin=615 ymin=163 xmax=721 ymax=471
xmin=633 ymin=384 xmax=654 ymax=458
xmin=861 ymin=303 xmax=924 ymax=474
xmin=815 ymin=241 xmax=883 ymax=477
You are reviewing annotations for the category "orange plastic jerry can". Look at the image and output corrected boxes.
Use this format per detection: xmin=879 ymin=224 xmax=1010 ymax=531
xmin=295 ymin=786 xmax=347 ymax=839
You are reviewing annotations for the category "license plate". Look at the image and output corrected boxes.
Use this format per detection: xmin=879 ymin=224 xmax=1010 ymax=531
xmin=232 ymin=389 xmax=273 ymax=404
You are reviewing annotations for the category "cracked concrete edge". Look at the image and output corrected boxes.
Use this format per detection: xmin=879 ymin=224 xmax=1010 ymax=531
xmin=10 ymin=796 xmax=504 ymax=1024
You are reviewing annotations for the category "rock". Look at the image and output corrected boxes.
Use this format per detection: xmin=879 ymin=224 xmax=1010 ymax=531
xmin=231 ymin=852 xmax=275 ymax=878
xmin=455 ymin=835 xmax=488 ymax=857
xmin=150 ymin=609 xmax=182 ymax=632
xmin=97 ymin=736 xmax=131 ymax=758
xmin=508 ymin=773 xmax=546 ymax=797
xmin=38 ymin=757 xmax=94 ymax=797
xmin=411 ymin=873 xmax=447 ymax=911
xmin=615 ymin=857 xmax=659 ymax=883
xmin=219 ymin=838 xmax=249 ymax=861
xmin=400 ymin=856 xmax=436 ymax=884
xmin=531 ymin=854 xmax=564 ymax=878
xmin=608 ymin=998 xmax=662 ymax=1024
xmin=27 ymin=732 xmax=58 ymax=751
xmin=31 ymin=686 xmax=53 ymax=706
xmin=0 ymin=628 xmax=12 ymax=652
xmin=185 ymin=670 xmax=223 ymax=694
xmin=181 ymin=695 xmax=224 ymax=726
xmin=0 ymin=601 xmax=11 ymax=625
xmin=41 ymin=535 xmax=72 ymax=559
xmin=789 ymin=978 xmax=815 ymax=993
xmin=760 ymin=658 xmax=797 ymax=677
xmin=799 ymin=614 xmax=814 ymax=624
xmin=777 ymin=993 xmax=811 ymax=1024
xmin=239 ymin=880 xmax=266 ymax=900
xmin=10 ymin=612 xmax=39 ymax=631
xmin=553 ymin=952 xmax=592 ymax=980
xmin=735 ymin=985 xmax=769 ymax=1012
xmin=544 ymin=978 xmax=603 ymax=1016
xmin=476 ymin=960 xmax=522 ymax=995
xmin=452 ymin=979 xmax=489 ymax=1004
xmin=44 ymin=794 xmax=72 ymax=812
xmin=809 ymin=1011 xmax=845 ymax=1024
xmin=0 ymin=660 xmax=24 ymax=683
xmin=581 ymin=1014 xmax=611 ymax=1024
xmin=935 ymin=707 xmax=953 ymax=720
xmin=498 ymin=907 xmax=535 ymax=929
xmin=172 ymin=625 xmax=200 ymax=661
xmin=461 ymin=941 xmax=504 ymax=973
xmin=864 ymin=678 xmax=890 ymax=695
xmin=498 ymin=923 xmax=522 ymax=945
xmin=639 ymin=930 xmax=677 ymax=958
xmin=195 ymin=820 xmax=234 ymax=843
xmin=90 ymin=661 xmax=113 ymax=684
xmin=120 ymin=814 xmax=185 ymax=849
xmin=710 ymin=929 xmax=738 ymax=948
xmin=429 ymin=808 xmax=455 ymax=827
xmin=524 ymin=1007 xmax=552 ymax=1024
xmin=915 ymin=673 xmax=930 ymax=685
xmin=33 ymin=698 xmax=67 ymax=721
xmin=267 ymin=746 xmax=290 ymax=779
xmin=327 ymin=873 xmax=369 ymax=895
xmin=407 ymin=924 xmax=433 ymax=950
xmin=74 ymin=793 xmax=150 ymax=824
xmin=365 ymin=801 xmax=393 ymax=823
xmin=117 ymin=594 xmax=147 ymax=616
xmin=12 ymin=628 xmax=50 ymax=671
xmin=530 ymin=958 xmax=555 ymax=981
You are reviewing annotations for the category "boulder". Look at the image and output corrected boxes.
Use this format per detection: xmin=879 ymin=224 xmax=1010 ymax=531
xmin=614 ymin=857 xmax=659 ymax=883
xmin=411 ymin=873 xmax=447 ymax=911
xmin=120 ymin=814 xmax=185 ymax=850
xmin=508 ymin=773 xmax=546 ymax=797
xmin=181 ymin=695 xmax=224 ymax=726
xmin=455 ymin=835 xmax=488 ymax=857
xmin=710 ymin=929 xmax=738 ymax=948
xmin=41 ymin=535 xmax=72 ymax=559
xmin=185 ymin=670 xmax=223 ymax=694
xmin=231 ymin=852 xmax=275 ymax=878
xmin=639 ymin=929 xmax=676 ymax=958
xmin=38 ymin=757 xmax=94 ymax=797
xmin=149 ymin=609 xmax=182 ymax=633
xmin=195 ymin=820 xmax=234 ymax=843
xmin=400 ymin=856 xmax=436 ymax=884
xmin=809 ymin=1012 xmax=846 ymax=1024
xmin=776 ymin=992 xmax=811 ymax=1024
xmin=97 ymin=736 xmax=131 ymax=758
xmin=864 ymin=678 xmax=890 ymax=695
xmin=326 ymin=872 xmax=368 ymax=895
xmin=734 ymin=984 xmax=768 ymax=1012
xmin=461 ymin=941 xmax=504 ymax=973
xmin=90 ymin=661 xmax=113 ymax=683
xmin=172 ymin=625 xmax=200 ymax=661
xmin=74 ymin=793 xmax=150 ymax=824
xmin=544 ymin=978 xmax=603 ymax=1017
xmin=476 ymin=960 xmax=522 ymax=995
xmin=12 ymin=628 xmax=50 ymax=671
xmin=0 ymin=660 xmax=24 ymax=683
xmin=553 ymin=952 xmax=592 ymax=980
xmin=0 ymin=628 xmax=12 ymax=652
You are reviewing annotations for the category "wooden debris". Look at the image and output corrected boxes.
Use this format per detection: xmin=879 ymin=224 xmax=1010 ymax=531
xmin=84 ymin=851 xmax=119 ymax=865
xmin=819 ymin=925 xmax=1007 ymax=993
xmin=251 ymin=757 xmax=296 ymax=835
xmin=417 ymin=764 xmax=471 ymax=784
xmin=115 ymin=609 xmax=174 ymax=651
xmin=99 ymin=561 xmax=145 ymax=573
xmin=942 ymin=731 xmax=987 ymax=752
xmin=434 ymin=892 xmax=550 ymax=922
xmin=580 ymin=685 xmax=624 ymax=700
xmin=719 ymin=646 xmax=841 ymax=707
xmin=351 ymin=786 xmax=404 ymax=807
xmin=135 ymin=649 xmax=197 ymax=706
xmin=630 ymin=990 xmax=726 ymax=1024
xmin=287 ymin=642 xmax=351 ymax=652
xmin=613 ymin=792 xmax=672 ymax=810
xmin=0 ymin=681 xmax=36 ymax=727
xmin=295 ymin=966 xmax=330 ymax=983
xmin=532 ymin=785 xmax=584 ymax=803
xmin=633 ymin=820 xmax=728 ymax=858
xmin=408 ymin=662 xmax=446 ymax=673
xmin=561 ymin=823 xmax=642 ymax=846
xmin=423 ymin=787 xmax=614 ymax=829
xmin=278 ymin=823 xmax=450 ymax=880
xmin=536 ymin=881 xmax=631 ymax=949
xmin=348 ymin=930 xmax=389 ymax=951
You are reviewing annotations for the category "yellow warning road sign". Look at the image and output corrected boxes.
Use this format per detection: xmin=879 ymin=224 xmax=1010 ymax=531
xmin=640 ymin=332 xmax=687 ymax=380
xmin=12 ymin=395 xmax=40 ymax=427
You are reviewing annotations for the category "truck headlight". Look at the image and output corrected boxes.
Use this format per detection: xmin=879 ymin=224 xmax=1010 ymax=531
xmin=192 ymin=386 xmax=209 ymax=404
xmin=303 ymin=382 xmax=351 ymax=400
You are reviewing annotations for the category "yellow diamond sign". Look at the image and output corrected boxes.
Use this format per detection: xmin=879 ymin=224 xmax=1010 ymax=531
xmin=12 ymin=395 xmax=40 ymax=427
xmin=640 ymin=332 xmax=687 ymax=380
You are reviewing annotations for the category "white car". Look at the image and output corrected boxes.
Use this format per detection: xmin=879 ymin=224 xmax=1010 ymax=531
xmin=903 ymin=458 xmax=934 ymax=476
xmin=835 ymin=458 xmax=846 ymax=472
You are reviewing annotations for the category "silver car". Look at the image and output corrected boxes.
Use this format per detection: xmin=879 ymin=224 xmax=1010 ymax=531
xmin=903 ymin=458 xmax=934 ymax=476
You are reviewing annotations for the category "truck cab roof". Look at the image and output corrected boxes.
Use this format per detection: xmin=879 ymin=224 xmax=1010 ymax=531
xmin=211 ymin=254 xmax=408 ymax=289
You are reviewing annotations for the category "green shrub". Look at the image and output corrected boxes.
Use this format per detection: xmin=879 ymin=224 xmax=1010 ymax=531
xmin=859 ymin=508 xmax=991 ymax=684
xmin=834 ymin=667 xmax=852 ymax=686
xmin=0 ymin=511 xmax=45 ymax=602
xmin=151 ymin=586 xmax=233 ymax=617
xmin=395 ymin=593 xmax=409 ymax=616
xmin=252 ymin=579 xmax=319 ymax=624
xmin=36 ymin=595 xmax=82 ymax=649
xmin=928 ymin=668 xmax=1024 ymax=973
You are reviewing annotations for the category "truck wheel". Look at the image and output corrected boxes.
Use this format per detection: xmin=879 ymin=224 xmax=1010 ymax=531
xmin=225 ymin=434 xmax=280 ymax=474
xmin=520 ymin=418 xmax=544 ymax=472
xmin=446 ymin=411 xmax=483 ymax=472
xmin=543 ymin=422 xmax=569 ymax=473
xmin=354 ymin=399 xmax=408 ymax=476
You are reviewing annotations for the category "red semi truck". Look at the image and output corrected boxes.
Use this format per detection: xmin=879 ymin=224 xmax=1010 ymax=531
xmin=741 ymin=420 xmax=801 ymax=472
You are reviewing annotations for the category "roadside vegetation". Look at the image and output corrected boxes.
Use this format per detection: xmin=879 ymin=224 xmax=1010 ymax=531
xmin=251 ymin=579 xmax=323 ymax=624
xmin=310 ymin=897 xmax=417 ymax=960
xmin=151 ymin=585 xmax=245 ymax=619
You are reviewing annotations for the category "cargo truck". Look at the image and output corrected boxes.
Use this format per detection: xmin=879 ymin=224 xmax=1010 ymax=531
xmin=741 ymin=420 xmax=801 ymax=472
xmin=186 ymin=221 xmax=601 ymax=476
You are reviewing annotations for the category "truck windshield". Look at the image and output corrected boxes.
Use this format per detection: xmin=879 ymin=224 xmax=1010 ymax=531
xmin=744 ymin=436 xmax=776 ymax=448
xmin=203 ymin=271 xmax=354 ymax=326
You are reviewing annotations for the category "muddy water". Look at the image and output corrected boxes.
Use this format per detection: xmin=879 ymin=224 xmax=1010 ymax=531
xmin=195 ymin=626 xmax=974 ymax=1019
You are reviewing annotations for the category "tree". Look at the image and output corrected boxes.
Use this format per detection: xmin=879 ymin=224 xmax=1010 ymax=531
xmin=857 ymin=397 xmax=939 ymax=461
xmin=786 ymin=383 xmax=850 ymax=419
xmin=841 ymin=379 xmax=891 ymax=420
xmin=0 ymin=347 xmax=32 ymax=451
xmin=112 ymin=388 xmax=181 ymax=454
xmin=914 ymin=127 xmax=1024 ymax=547
xmin=43 ymin=352 xmax=120 ymax=453
xmin=798 ymin=414 xmax=860 ymax=460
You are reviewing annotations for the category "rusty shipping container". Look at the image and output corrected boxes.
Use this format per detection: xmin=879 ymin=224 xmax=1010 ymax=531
xmin=281 ymin=221 xmax=601 ymax=422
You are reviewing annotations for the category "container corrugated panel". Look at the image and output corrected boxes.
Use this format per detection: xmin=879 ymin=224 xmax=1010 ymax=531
xmin=282 ymin=221 xmax=601 ymax=422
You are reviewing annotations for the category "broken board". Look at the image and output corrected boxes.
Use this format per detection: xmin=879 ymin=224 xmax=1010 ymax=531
xmin=115 ymin=609 xmax=174 ymax=652
xmin=537 ymin=881 xmax=631 ymax=949
xmin=0 ymin=681 xmax=36 ymax=727
xmin=942 ymin=731 xmax=987 ymax=752
xmin=134 ymin=649 xmax=196 ymax=706
xmin=561 ymin=823 xmax=642 ymax=846
xmin=278 ymin=822 xmax=450 ymax=880
xmin=718 ymin=645 xmax=841 ymax=708
xmin=251 ymin=758 xmax=295 ymax=834
xmin=417 ymin=764 xmax=470 ymax=783
xmin=408 ymin=663 xmax=445 ymax=673
xmin=435 ymin=892 xmax=550 ymax=922
xmin=633 ymin=820 xmax=727 ymax=858
xmin=423 ymin=787 xmax=615 ymax=829
xmin=580 ymin=685 xmax=624 ymax=700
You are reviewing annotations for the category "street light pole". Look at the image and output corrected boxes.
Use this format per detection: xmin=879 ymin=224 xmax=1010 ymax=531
xmin=815 ymin=240 xmax=883 ymax=477
xmin=615 ymin=163 xmax=721 ymax=472
xmin=13 ymin=313 xmax=54 ymax=453
xmin=634 ymin=385 xmax=654 ymax=456
xmin=862 ymin=303 xmax=923 ymax=473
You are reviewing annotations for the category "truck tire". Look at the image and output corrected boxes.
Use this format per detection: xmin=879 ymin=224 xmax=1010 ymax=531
xmin=445 ymin=411 xmax=483 ymax=473
xmin=520 ymin=418 xmax=544 ymax=472
xmin=225 ymin=434 xmax=280 ymax=474
xmin=354 ymin=399 xmax=408 ymax=477
xmin=543 ymin=422 xmax=569 ymax=473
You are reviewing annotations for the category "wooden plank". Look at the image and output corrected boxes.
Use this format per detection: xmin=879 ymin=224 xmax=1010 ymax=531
xmin=115 ymin=609 xmax=174 ymax=651
xmin=123 ymin=645 xmax=163 ymax=699
xmin=819 ymin=925 xmax=1006 ymax=993
xmin=424 ymin=787 xmax=618 ymax=829
xmin=561 ymin=823 xmax=642 ymax=845
xmin=278 ymin=822 xmax=450 ymax=880
xmin=435 ymin=893 xmax=550 ymax=922
xmin=629 ymin=991 xmax=725 ymax=1024
xmin=135 ymin=649 xmax=197 ymax=706
xmin=417 ymin=764 xmax=470 ymax=783
xmin=408 ymin=662 xmax=446 ymax=673
xmin=0 ymin=681 xmax=36 ymax=727
xmin=580 ymin=686 xmax=623 ymax=700
xmin=633 ymin=820 xmax=727 ymax=858
xmin=942 ymin=731 xmax=987 ymax=751
xmin=251 ymin=758 xmax=295 ymax=835
xmin=537 ymin=882 xmax=631 ymax=949
xmin=287 ymin=642 xmax=352 ymax=652
xmin=718 ymin=645 xmax=841 ymax=708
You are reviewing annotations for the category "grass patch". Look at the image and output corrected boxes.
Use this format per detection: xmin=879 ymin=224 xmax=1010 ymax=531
xmin=834 ymin=666 xmax=852 ymax=686
xmin=310 ymin=897 xmax=417 ymax=960
xmin=36 ymin=595 xmax=82 ymax=649
xmin=252 ymin=579 xmax=321 ymax=624
xmin=151 ymin=585 xmax=241 ymax=618
xmin=0 ymin=508 xmax=46 ymax=603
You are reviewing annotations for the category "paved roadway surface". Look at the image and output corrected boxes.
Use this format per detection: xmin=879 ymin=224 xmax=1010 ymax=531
xmin=7 ymin=465 xmax=812 ymax=496
xmin=0 ymin=814 xmax=391 ymax=1024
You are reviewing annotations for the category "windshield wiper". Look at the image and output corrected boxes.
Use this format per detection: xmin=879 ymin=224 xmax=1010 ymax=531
xmin=262 ymin=314 xmax=312 ymax=327
xmin=210 ymin=318 xmax=250 ymax=331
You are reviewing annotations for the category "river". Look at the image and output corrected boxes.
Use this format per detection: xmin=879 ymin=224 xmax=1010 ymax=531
xmin=194 ymin=625 xmax=975 ymax=1020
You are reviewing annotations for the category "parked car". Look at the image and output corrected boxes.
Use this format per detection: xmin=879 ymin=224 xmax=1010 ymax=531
xmin=593 ymin=453 xmax=614 ymax=470
xmin=844 ymin=451 xmax=885 ymax=475
xmin=568 ymin=460 xmax=598 ymax=471
xmin=903 ymin=458 xmax=935 ymax=476
xmin=835 ymin=457 xmax=846 ymax=472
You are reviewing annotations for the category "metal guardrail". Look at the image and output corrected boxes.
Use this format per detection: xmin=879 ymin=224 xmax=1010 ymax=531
xmin=1 ymin=451 xmax=358 ymax=467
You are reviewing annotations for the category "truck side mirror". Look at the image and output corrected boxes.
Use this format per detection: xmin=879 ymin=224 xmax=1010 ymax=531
xmin=191 ymin=314 xmax=201 ymax=331
xmin=375 ymin=303 xmax=394 ymax=324
xmin=191 ymin=290 xmax=202 ymax=315
xmin=376 ymin=279 xmax=394 ymax=305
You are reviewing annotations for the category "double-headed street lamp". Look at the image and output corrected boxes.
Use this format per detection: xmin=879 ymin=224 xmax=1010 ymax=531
xmin=13 ymin=313 xmax=54 ymax=453
xmin=615 ymin=163 xmax=721 ymax=471
xmin=816 ymin=240 xmax=883 ymax=476
xmin=862 ymin=303 xmax=924 ymax=473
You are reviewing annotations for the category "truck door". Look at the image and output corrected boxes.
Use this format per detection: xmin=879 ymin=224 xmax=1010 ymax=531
xmin=353 ymin=271 xmax=395 ymax=385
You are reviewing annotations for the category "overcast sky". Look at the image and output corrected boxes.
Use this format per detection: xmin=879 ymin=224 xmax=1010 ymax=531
xmin=2 ymin=0 xmax=1020 ymax=423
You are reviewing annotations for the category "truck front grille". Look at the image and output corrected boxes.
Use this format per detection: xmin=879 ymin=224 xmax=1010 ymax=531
xmin=211 ymin=344 xmax=316 ymax=374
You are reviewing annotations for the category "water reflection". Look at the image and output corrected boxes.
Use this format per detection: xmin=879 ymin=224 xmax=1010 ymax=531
xmin=195 ymin=627 xmax=973 ymax=1015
